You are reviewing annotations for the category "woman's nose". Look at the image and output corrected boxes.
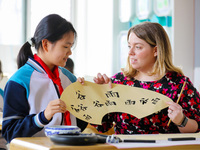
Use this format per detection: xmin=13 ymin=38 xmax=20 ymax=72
xmin=128 ymin=48 xmax=134 ymax=55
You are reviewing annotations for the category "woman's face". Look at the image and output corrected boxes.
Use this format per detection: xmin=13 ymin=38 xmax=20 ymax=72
xmin=128 ymin=32 xmax=157 ymax=73
xmin=44 ymin=31 xmax=74 ymax=70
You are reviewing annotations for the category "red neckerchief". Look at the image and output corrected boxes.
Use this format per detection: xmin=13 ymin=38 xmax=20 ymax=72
xmin=34 ymin=54 xmax=71 ymax=125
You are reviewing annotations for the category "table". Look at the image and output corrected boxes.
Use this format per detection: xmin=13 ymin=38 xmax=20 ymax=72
xmin=10 ymin=133 xmax=200 ymax=150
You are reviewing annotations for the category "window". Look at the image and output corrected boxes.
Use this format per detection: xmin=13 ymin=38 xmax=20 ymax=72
xmin=0 ymin=0 xmax=23 ymax=45
xmin=29 ymin=0 xmax=71 ymax=38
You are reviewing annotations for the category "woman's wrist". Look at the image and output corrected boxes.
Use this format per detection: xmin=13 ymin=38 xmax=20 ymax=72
xmin=176 ymin=114 xmax=188 ymax=127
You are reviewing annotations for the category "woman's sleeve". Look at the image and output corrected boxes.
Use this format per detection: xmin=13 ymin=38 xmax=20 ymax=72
xmin=181 ymin=77 xmax=200 ymax=132
xmin=2 ymin=81 xmax=44 ymax=143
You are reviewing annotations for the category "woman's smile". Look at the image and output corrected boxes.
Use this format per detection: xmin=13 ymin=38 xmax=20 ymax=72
xmin=130 ymin=58 xmax=137 ymax=64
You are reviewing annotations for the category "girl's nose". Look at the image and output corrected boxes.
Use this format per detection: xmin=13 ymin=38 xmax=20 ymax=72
xmin=68 ymin=48 xmax=72 ymax=55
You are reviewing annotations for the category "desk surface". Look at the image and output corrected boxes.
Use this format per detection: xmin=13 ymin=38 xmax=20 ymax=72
xmin=10 ymin=133 xmax=200 ymax=150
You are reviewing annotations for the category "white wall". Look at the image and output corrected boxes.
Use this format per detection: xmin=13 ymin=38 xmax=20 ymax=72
xmin=0 ymin=45 xmax=20 ymax=89
xmin=172 ymin=0 xmax=194 ymax=81
xmin=194 ymin=0 xmax=200 ymax=91
xmin=73 ymin=0 xmax=113 ymax=81
xmin=0 ymin=45 xmax=20 ymax=76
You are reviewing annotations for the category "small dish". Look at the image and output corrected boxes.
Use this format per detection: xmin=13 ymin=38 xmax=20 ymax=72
xmin=45 ymin=125 xmax=81 ymax=137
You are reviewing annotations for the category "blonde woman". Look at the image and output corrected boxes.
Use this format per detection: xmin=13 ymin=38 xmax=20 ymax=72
xmin=94 ymin=22 xmax=200 ymax=134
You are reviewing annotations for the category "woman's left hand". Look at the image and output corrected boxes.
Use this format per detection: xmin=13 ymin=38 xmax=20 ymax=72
xmin=93 ymin=73 xmax=112 ymax=88
xmin=77 ymin=77 xmax=85 ymax=84
xmin=166 ymin=101 xmax=184 ymax=126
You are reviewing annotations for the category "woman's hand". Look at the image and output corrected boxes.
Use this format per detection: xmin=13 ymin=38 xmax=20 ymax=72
xmin=93 ymin=73 xmax=112 ymax=88
xmin=166 ymin=101 xmax=184 ymax=125
xmin=44 ymin=99 xmax=67 ymax=121
xmin=77 ymin=77 xmax=85 ymax=84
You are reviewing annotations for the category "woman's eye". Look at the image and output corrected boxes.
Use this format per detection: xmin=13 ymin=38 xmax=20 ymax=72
xmin=136 ymin=46 xmax=141 ymax=49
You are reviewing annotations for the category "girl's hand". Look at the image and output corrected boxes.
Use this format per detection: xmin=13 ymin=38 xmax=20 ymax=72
xmin=44 ymin=99 xmax=67 ymax=121
xmin=166 ymin=101 xmax=184 ymax=126
xmin=93 ymin=73 xmax=112 ymax=88
xmin=77 ymin=77 xmax=85 ymax=84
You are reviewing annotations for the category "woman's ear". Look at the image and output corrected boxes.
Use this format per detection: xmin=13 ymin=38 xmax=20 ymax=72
xmin=41 ymin=39 xmax=49 ymax=52
xmin=154 ymin=46 xmax=158 ymax=57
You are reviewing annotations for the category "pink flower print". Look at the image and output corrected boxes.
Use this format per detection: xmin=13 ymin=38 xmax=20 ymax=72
xmin=166 ymin=93 xmax=172 ymax=98
xmin=162 ymin=88 xmax=168 ymax=94
xmin=187 ymin=89 xmax=194 ymax=97
xmin=161 ymin=115 xmax=168 ymax=122
xmin=120 ymin=129 xmax=125 ymax=134
xmin=143 ymin=117 xmax=150 ymax=125
xmin=182 ymin=102 xmax=188 ymax=108
xmin=196 ymin=97 xmax=200 ymax=103
xmin=194 ymin=114 xmax=200 ymax=121
xmin=121 ymin=113 xmax=129 ymax=120
xmin=197 ymin=104 xmax=200 ymax=110
xmin=185 ymin=111 xmax=192 ymax=118
xmin=126 ymin=80 xmax=134 ymax=86
xmin=172 ymin=91 xmax=177 ymax=99
xmin=171 ymin=84 xmax=179 ymax=91
xmin=130 ymin=118 xmax=140 ymax=125
xmin=166 ymin=73 xmax=173 ymax=80
xmin=161 ymin=122 xmax=167 ymax=127
xmin=152 ymin=115 xmax=160 ymax=123
xmin=121 ymin=123 xmax=128 ymax=129
xmin=154 ymin=83 xmax=162 ymax=89
xmin=117 ymin=114 xmax=121 ymax=122
xmin=141 ymin=83 xmax=150 ymax=89
xmin=189 ymin=98 xmax=196 ymax=106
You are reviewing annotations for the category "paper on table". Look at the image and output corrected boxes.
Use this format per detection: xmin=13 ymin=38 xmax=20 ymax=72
xmin=109 ymin=139 xmax=200 ymax=149
xmin=111 ymin=134 xmax=200 ymax=149
xmin=61 ymin=81 xmax=173 ymax=125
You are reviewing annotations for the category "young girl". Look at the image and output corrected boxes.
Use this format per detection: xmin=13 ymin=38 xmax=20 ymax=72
xmin=94 ymin=22 xmax=200 ymax=134
xmin=2 ymin=14 xmax=87 ymax=143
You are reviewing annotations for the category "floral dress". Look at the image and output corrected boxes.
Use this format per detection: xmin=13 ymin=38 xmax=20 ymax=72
xmin=96 ymin=72 xmax=200 ymax=134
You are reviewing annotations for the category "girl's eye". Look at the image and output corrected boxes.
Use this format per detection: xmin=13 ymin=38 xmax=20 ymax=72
xmin=65 ymin=45 xmax=73 ymax=49
xmin=128 ymin=45 xmax=131 ymax=49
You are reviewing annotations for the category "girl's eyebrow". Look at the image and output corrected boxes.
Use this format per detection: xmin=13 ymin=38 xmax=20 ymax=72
xmin=65 ymin=42 xmax=74 ymax=45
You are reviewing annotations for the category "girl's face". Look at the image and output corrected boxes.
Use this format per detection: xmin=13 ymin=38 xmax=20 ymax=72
xmin=128 ymin=32 xmax=157 ymax=73
xmin=43 ymin=31 xmax=74 ymax=70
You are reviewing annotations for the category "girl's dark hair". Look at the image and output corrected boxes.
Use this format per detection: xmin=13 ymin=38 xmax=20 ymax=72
xmin=64 ymin=57 xmax=74 ymax=74
xmin=17 ymin=14 xmax=77 ymax=69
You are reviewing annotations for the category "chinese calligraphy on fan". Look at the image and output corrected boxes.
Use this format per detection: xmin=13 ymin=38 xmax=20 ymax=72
xmin=71 ymin=90 xmax=161 ymax=121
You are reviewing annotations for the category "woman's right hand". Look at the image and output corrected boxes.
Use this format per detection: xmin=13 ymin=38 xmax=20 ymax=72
xmin=44 ymin=99 xmax=67 ymax=121
xmin=93 ymin=73 xmax=112 ymax=88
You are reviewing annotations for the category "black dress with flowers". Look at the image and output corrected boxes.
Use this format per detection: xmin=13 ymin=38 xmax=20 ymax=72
xmin=96 ymin=72 xmax=200 ymax=134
